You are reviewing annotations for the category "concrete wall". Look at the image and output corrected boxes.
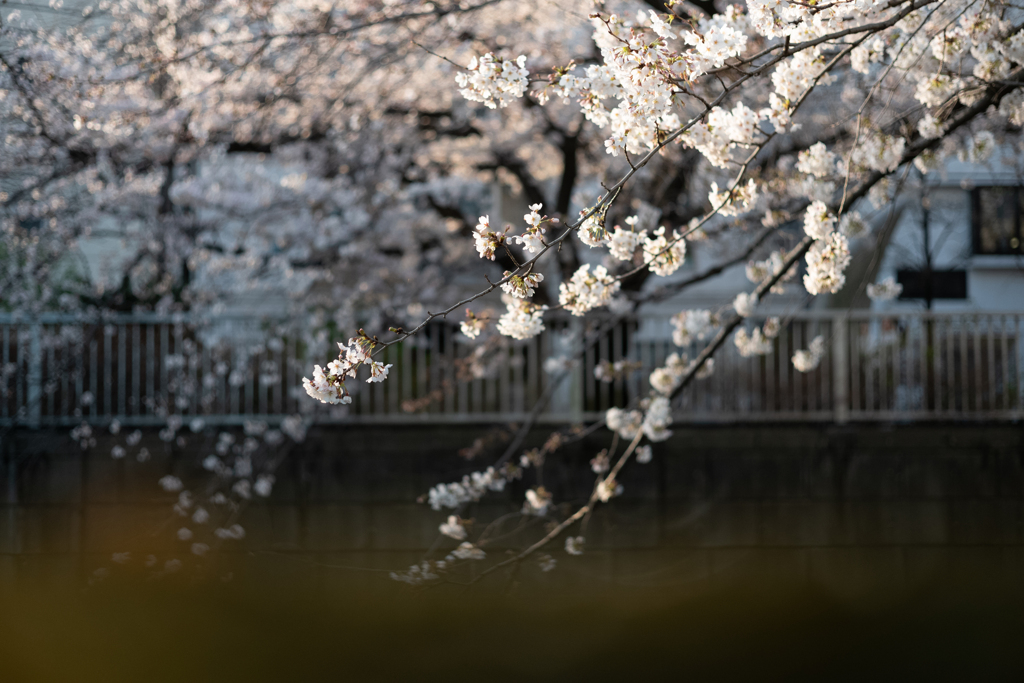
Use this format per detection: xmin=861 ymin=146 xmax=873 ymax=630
xmin=2 ymin=423 xmax=1024 ymax=591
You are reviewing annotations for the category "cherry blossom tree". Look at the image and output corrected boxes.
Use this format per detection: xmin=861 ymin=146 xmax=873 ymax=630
xmin=4 ymin=0 xmax=1023 ymax=583
xmin=310 ymin=0 xmax=1024 ymax=584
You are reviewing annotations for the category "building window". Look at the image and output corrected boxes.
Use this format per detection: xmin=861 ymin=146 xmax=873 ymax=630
xmin=971 ymin=186 xmax=1023 ymax=254
xmin=896 ymin=269 xmax=967 ymax=300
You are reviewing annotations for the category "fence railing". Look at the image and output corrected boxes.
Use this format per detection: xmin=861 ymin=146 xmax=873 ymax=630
xmin=1 ymin=311 xmax=1022 ymax=426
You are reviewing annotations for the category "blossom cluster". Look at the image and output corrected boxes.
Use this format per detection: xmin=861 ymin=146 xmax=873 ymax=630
xmin=455 ymin=53 xmax=529 ymax=109
xmin=734 ymin=327 xmax=774 ymax=357
xmin=671 ymin=309 xmax=715 ymax=347
xmin=594 ymin=359 xmax=643 ymax=383
xmin=460 ymin=310 xmax=487 ymax=340
xmin=559 ymin=264 xmax=621 ymax=316
xmin=792 ymin=335 xmax=826 ymax=373
xmin=642 ymin=227 xmax=687 ymax=277
xmin=804 ymin=231 xmax=852 ymax=296
xmin=802 ymin=203 xmax=852 ymax=296
xmin=496 ymin=295 xmax=547 ymax=340
xmin=474 ymin=215 xmax=506 ymax=261
xmin=708 ymin=179 xmax=760 ymax=217
xmin=303 ymin=334 xmax=392 ymax=404
xmin=734 ymin=292 xmax=758 ymax=318
xmin=523 ymin=487 xmax=553 ymax=516
xmin=641 ymin=396 xmax=673 ymax=442
xmin=577 ymin=209 xmax=608 ymax=247
xmin=511 ymin=204 xmax=547 ymax=254
xmin=649 ymin=352 xmax=690 ymax=395
xmin=648 ymin=351 xmax=714 ymax=394
xmin=867 ymin=276 xmax=903 ymax=301
xmin=746 ymin=251 xmax=796 ymax=294
xmin=390 ymin=560 xmax=447 ymax=585
xmin=596 ymin=477 xmax=623 ymax=502
xmin=608 ymin=223 xmax=645 ymax=261
xmin=606 ymin=406 xmax=643 ymax=440
xmin=426 ymin=466 xmax=510 ymax=511
xmin=501 ymin=271 xmax=544 ymax=300
xmin=439 ymin=515 xmax=467 ymax=540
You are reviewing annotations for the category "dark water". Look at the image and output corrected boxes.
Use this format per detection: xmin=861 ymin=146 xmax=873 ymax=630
xmin=3 ymin=423 xmax=1024 ymax=679
xmin=2 ymin=574 xmax=1023 ymax=681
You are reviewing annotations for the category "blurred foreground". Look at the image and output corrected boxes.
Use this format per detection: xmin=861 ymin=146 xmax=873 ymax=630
xmin=2 ymin=567 xmax=1023 ymax=682
xmin=3 ymin=423 xmax=1024 ymax=680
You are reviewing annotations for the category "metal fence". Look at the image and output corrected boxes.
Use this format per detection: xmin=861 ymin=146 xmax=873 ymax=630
xmin=1 ymin=311 xmax=1022 ymax=427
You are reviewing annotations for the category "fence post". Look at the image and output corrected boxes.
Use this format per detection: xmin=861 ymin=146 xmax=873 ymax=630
xmin=832 ymin=313 xmax=849 ymax=424
xmin=569 ymin=318 xmax=584 ymax=420
xmin=27 ymin=321 xmax=42 ymax=428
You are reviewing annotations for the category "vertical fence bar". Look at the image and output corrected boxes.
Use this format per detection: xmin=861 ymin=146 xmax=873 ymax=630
xmin=191 ymin=326 xmax=201 ymax=416
xmin=584 ymin=326 xmax=596 ymax=413
xmin=429 ymin=325 xmax=442 ymax=415
xmin=201 ymin=332 xmax=212 ymax=416
xmin=244 ymin=348 xmax=254 ymax=417
xmin=636 ymin=332 xmax=649 ymax=406
xmin=930 ymin=315 xmax=941 ymax=413
xmin=102 ymin=324 xmax=112 ymax=417
xmin=444 ymin=326 xmax=456 ymax=416
xmin=944 ymin=317 xmax=954 ymax=414
xmin=87 ymin=332 xmax=97 ymax=419
xmin=611 ymin=321 xmax=624 ymax=409
xmin=764 ymin=327 xmax=776 ymax=415
xmin=833 ymin=315 xmax=849 ymax=424
xmin=288 ymin=332 xmax=299 ymax=415
xmin=498 ymin=338 xmax=511 ymax=416
xmin=402 ymin=339 xmax=413 ymax=415
xmin=752 ymin=338 xmax=762 ymax=415
xmin=74 ymin=331 xmax=83 ymax=420
xmin=796 ymin=322 xmax=806 ymax=414
xmin=173 ymin=323 xmax=184 ymax=415
xmin=118 ymin=324 xmax=127 ymax=416
xmin=987 ymin=314 xmax=997 ymax=412
xmin=973 ymin=313 xmax=983 ymax=412
xmin=146 ymin=325 xmax=155 ymax=416
xmin=569 ymin=319 xmax=583 ymax=420
xmin=813 ymin=320 xmax=824 ymax=414
xmin=779 ymin=325 xmax=790 ymax=414
xmin=276 ymin=335 xmax=285 ymax=416
xmin=879 ymin=320 xmax=889 ymax=414
xmin=959 ymin=315 xmax=969 ymax=413
xmin=45 ymin=331 xmax=54 ymax=419
xmin=596 ymin=325 xmax=609 ymax=411
xmin=132 ymin=324 xmax=141 ymax=416
xmin=27 ymin=322 xmax=42 ymax=428
xmin=1011 ymin=315 xmax=1019 ymax=411
xmin=457 ymin=338 xmax=469 ymax=415
xmin=380 ymin=343 xmax=392 ymax=416
xmin=919 ymin=316 xmax=929 ymax=414
xmin=1001 ymin=315 xmax=1011 ymax=410
xmin=416 ymin=332 xmax=428 ymax=410
xmin=2 ymin=324 xmax=9 ymax=420
xmin=513 ymin=339 xmax=526 ymax=415
xmin=528 ymin=332 xmax=541 ymax=410
xmin=160 ymin=324 xmax=169 ymax=411
xmin=892 ymin=319 xmax=903 ymax=416
xmin=229 ymin=345 xmax=239 ymax=416
xmin=60 ymin=330 xmax=70 ymax=419
xmin=850 ymin=321 xmax=861 ymax=416
xmin=15 ymin=326 xmax=23 ymax=422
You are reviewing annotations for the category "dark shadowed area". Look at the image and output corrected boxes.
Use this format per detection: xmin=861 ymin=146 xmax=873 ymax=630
xmin=2 ymin=572 xmax=1023 ymax=681
xmin=4 ymin=423 xmax=1024 ymax=679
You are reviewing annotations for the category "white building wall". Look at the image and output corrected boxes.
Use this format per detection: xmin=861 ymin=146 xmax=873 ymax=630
xmin=872 ymin=146 xmax=1024 ymax=313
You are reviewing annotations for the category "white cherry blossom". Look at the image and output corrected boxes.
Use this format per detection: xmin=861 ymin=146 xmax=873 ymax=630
xmin=867 ymin=276 xmax=904 ymax=301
